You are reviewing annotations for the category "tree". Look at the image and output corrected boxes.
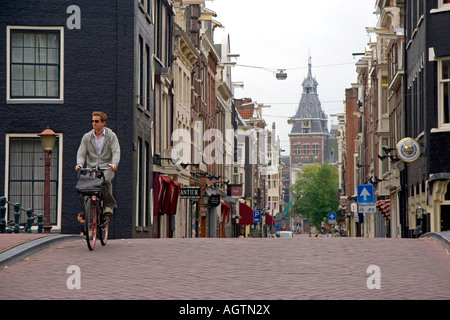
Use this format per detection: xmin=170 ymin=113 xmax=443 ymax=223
xmin=291 ymin=163 xmax=339 ymax=228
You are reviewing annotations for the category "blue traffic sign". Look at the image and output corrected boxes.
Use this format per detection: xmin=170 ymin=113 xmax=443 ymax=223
xmin=253 ymin=210 xmax=262 ymax=223
xmin=328 ymin=212 xmax=336 ymax=222
xmin=357 ymin=184 xmax=374 ymax=203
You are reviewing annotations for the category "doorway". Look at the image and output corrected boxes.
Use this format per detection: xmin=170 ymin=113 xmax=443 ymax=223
xmin=441 ymin=205 xmax=450 ymax=231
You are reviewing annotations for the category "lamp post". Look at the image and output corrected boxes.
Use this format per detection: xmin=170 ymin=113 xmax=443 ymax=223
xmin=202 ymin=191 xmax=210 ymax=238
xmin=38 ymin=127 xmax=57 ymax=234
xmin=416 ymin=205 xmax=423 ymax=219
xmin=202 ymin=192 xmax=210 ymax=208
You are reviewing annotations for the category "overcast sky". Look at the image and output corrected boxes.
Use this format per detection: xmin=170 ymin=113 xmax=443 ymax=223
xmin=207 ymin=0 xmax=377 ymax=154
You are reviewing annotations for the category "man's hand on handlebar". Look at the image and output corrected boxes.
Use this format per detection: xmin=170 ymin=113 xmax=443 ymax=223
xmin=75 ymin=165 xmax=117 ymax=172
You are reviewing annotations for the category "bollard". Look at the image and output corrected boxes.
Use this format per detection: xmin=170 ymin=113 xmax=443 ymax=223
xmin=14 ymin=203 xmax=20 ymax=233
xmin=26 ymin=209 xmax=33 ymax=233
xmin=37 ymin=214 xmax=44 ymax=234
xmin=0 ymin=197 xmax=6 ymax=233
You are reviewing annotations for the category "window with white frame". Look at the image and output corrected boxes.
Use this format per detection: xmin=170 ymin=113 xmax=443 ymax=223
xmin=312 ymin=143 xmax=319 ymax=155
xmin=438 ymin=58 xmax=450 ymax=128
xmin=294 ymin=144 xmax=301 ymax=155
xmin=6 ymin=135 xmax=60 ymax=227
xmin=303 ymin=144 xmax=310 ymax=155
xmin=431 ymin=0 xmax=450 ymax=13
xmin=136 ymin=137 xmax=152 ymax=229
xmin=7 ymin=26 xmax=64 ymax=103
xmin=441 ymin=0 xmax=450 ymax=7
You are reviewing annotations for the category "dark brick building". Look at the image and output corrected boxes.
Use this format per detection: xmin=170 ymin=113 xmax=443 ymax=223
xmin=0 ymin=1 xmax=174 ymax=238
xmin=404 ymin=0 xmax=450 ymax=233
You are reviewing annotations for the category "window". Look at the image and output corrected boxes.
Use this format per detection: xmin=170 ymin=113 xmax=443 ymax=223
xmin=146 ymin=44 xmax=151 ymax=111
xmin=438 ymin=58 xmax=450 ymax=128
xmin=136 ymin=137 xmax=152 ymax=230
xmin=294 ymin=144 xmax=301 ymax=155
xmin=431 ymin=0 xmax=450 ymax=13
xmin=138 ymin=35 xmax=144 ymax=107
xmin=304 ymin=144 xmax=310 ymax=155
xmin=6 ymin=135 xmax=61 ymax=228
xmin=312 ymin=143 xmax=319 ymax=155
xmin=7 ymin=26 xmax=63 ymax=103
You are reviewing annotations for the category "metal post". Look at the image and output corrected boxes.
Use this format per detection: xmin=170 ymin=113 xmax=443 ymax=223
xmin=37 ymin=214 xmax=44 ymax=234
xmin=14 ymin=203 xmax=20 ymax=233
xmin=0 ymin=197 xmax=6 ymax=233
xmin=26 ymin=209 xmax=33 ymax=233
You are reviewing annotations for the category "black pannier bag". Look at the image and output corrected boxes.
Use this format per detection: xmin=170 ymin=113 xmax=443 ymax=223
xmin=75 ymin=174 xmax=105 ymax=196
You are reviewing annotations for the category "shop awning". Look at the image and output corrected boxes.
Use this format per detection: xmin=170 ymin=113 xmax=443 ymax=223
xmin=376 ymin=199 xmax=391 ymax=221
xmin=154 ymin=174 xmax=180 ymax=215
xmin=160 ymin=175 xmax=173 ymax=214
xmin=153 ymin=172 xmax=162 ymax=216
xmin=238 ymin=202 xmax=255 ymax=225
xmin=221 ymin=200 xmax=231 ymax=224
xmin=265 ymin=214 xmax=275 ymax=226
xmin=168 ymin=180 xmax=181 ymax=215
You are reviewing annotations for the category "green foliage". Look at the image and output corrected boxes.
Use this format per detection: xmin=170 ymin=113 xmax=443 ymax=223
xmin=290 ymin=163 xmax=339 ymax=227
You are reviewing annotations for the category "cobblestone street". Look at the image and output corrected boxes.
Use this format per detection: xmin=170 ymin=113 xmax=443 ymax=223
xmin=1 ymin=235 xmax=449 ymax=302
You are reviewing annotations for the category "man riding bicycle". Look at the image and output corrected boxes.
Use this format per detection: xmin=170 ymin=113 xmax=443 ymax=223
xmin=75 ymin=111 xmax=121 ymax=215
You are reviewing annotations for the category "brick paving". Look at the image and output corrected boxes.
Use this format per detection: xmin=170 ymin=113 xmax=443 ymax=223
xmin=0 ymin=234 xmax=449 ymax=300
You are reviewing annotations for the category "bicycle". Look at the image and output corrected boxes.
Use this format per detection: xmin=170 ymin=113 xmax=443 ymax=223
xmin=75 ymin=166 xmax=111 ymax=251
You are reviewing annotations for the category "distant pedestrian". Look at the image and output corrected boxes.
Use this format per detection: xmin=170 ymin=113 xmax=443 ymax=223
xmin=77 ymin=212 xmax=85 ymax=235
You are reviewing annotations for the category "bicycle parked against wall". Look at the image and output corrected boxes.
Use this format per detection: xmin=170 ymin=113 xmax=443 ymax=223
xmin=75 ymin=166 xmax=111 ymax=251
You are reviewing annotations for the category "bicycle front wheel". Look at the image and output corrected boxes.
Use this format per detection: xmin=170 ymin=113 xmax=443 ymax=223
xmin=84 ymin=198 xmax=98 ymax=251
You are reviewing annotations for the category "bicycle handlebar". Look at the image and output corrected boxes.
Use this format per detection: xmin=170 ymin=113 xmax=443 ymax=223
xmin=79 ymin=166 xmax=113 ymax=172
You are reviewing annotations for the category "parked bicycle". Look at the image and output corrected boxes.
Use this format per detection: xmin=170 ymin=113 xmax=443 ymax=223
xmin=75 ymin=166 xmax=111 ymax=251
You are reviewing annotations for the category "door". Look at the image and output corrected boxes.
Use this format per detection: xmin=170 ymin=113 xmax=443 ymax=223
xmin=441 ymin=205 xmax=450 ymax=231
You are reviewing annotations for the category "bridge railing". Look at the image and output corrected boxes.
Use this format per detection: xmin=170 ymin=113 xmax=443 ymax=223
xmin=0 ymin=196 xmax=43 ymax=233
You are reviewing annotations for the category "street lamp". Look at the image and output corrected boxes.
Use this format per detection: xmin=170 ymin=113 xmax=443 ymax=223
xmin=38 ymin=127 xmax=57 ymax=234
xmin=202 ymin=191 xmax=210 ymax=208
xmin=416 ymin=205 xmax=423 ymax=219
xmin=275 ymin=69 xmax=287 ymax=80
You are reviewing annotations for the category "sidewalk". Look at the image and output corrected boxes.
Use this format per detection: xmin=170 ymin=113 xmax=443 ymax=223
xmin=0 ymin=233 xmax=83 ymax=268
xmin=421 ymin=231 xmax=450 ymax=251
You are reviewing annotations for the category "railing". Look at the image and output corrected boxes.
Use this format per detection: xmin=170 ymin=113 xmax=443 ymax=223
xmin=0 ymin=197 xmax=43 ymax=233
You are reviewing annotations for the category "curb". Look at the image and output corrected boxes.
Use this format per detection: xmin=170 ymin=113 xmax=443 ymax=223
xmin=421 ymin=232 xmax=450 ymax=252
xmin=0 ymin=234 xmax=84 ymax=268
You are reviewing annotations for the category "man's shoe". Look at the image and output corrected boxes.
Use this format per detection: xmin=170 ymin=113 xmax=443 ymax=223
xmin=104 ymin=206 xmax=113 ymax=215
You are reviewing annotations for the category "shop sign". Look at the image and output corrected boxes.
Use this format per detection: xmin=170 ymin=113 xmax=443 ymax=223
xmin=180 ymin=187 xmax=200 ymax=198
xmin=396 ymin=138 xmax=421 ymax=162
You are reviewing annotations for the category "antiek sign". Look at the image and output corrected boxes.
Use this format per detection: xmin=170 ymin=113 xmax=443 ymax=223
xmin=180 ymin=187 xmax=200 ymax=198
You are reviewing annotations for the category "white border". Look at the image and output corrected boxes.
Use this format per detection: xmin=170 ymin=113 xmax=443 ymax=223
xmin=433 ymin=57 xmax=450 ymax=132
xmin=6 ymin=26 xmax=64 ymax=104
xmin=4 ymin=133 xmax=63 ymax=231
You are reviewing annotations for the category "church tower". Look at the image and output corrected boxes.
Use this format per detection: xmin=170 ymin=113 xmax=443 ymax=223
xmin=288 ymin=57 xmax=335 ymax=167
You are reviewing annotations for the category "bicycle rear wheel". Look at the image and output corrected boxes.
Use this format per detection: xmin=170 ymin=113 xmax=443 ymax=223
xmin=99 ymin=213 xmax=109 ymax=246
xmin=84 ymin=198 xmax=98 ymax=251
